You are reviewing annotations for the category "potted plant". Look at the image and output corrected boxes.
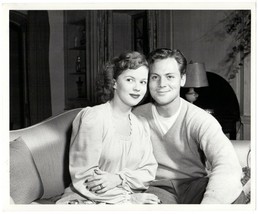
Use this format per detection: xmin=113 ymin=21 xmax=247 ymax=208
xmin=221 ymin=10 xmax=251 ymax=80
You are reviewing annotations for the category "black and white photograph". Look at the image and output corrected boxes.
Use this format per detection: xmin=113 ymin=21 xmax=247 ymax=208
xmin=1 ymin=0 xmax=256 ymax=212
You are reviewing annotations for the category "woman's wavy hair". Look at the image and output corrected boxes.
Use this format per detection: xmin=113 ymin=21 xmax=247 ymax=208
xmin=96 ymin=51 xmax=148 ymax=103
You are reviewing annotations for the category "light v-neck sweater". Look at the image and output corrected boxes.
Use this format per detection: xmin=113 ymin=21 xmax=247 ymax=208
xmin=133 ymin=98 xmax=243 ymax=204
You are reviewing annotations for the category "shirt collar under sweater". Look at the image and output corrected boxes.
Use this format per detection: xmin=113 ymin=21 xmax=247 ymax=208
xmin=152 ymin=99 xmax=182 ymax=136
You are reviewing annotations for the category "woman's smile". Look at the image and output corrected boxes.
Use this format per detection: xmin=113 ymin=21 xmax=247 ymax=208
xmin=129 ymin=93 xmax=141 ymax=99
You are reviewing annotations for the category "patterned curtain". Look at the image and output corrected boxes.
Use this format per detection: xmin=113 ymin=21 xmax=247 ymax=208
xmin=147 ymin=10 xmax=158 ymax=52
xmin=95 ymin=10 xmax=113 ymax=104
xmin=97 ymin=10 xmax=113 ymax=72
xmin=27 ymin=11 xmax=52 ymax=125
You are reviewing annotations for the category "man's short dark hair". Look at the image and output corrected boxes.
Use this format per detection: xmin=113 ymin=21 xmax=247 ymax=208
xmin=148 ymin=48 xmax=187 ymax=76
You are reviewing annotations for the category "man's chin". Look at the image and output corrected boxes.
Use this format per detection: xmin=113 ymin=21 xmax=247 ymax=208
xmin=153 ymin=99 xmax=171 ymax=106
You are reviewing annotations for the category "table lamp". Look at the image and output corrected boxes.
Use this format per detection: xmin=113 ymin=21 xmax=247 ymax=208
xmin=183 ymin=62 xmax=209 ymax=103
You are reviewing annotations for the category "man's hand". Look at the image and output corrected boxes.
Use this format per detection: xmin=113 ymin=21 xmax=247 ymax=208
xmin=85 ymin=169 xmax=122 ymax=194
xmin=130 ymin=193 xmax=161 ymax=204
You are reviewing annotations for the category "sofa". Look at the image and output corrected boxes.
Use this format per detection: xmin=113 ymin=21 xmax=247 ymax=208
xmin=9 ymin=108 xmax=251 ymax=204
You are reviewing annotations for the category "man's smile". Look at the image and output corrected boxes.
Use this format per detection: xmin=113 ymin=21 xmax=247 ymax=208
xmin=156 ymin=90 xmax=170 ymax=94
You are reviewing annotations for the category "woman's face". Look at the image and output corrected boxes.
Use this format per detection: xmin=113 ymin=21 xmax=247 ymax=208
xmin=113 ymin=66 xmax=149 ymax=108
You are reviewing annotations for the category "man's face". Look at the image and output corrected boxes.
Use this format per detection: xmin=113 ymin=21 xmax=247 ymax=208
xmin=149 ymin=58 xmax=186 ymax=106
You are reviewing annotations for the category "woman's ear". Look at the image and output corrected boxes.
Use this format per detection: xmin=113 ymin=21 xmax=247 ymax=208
xmin=113 ymin=79 xmax=117 ymax=89
xmin=180 ymin=74 xmax=186 ymax=87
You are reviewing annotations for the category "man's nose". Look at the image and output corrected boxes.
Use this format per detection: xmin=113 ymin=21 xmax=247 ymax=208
xmin=159 ymin=77 xmax=167 ymax=87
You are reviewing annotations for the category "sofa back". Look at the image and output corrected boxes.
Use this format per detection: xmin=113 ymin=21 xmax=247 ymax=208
xmin=10 ymin=108 xmax=82 ymax=203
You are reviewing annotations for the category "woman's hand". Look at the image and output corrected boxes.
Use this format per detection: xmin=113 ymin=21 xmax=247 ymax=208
xmin=85 ymin=169 xmax=122 ymax=194
xmin=130 ymin=193 xmax=161 ymax=204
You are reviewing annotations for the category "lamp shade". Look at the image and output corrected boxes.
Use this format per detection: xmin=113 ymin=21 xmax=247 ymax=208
xmin=183 ymin=62 xmax=209 ymax=88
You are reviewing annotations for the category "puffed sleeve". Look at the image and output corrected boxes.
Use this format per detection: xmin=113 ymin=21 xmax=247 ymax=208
xmin=116 ymin=115 xmax=158 ymax=191
xmin=68 ymin=106 xmax=133 ymax=204
xmin=69 ymin=107 xmax=104 ymax=199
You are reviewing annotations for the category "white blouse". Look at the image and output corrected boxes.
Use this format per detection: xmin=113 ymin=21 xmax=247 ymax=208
xmin=62 ymin=102 xmax=157 ymax=204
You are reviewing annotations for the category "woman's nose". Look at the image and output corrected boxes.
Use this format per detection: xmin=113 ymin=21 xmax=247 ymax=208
xmin=133 ymin=83 xmax=140 ymax=91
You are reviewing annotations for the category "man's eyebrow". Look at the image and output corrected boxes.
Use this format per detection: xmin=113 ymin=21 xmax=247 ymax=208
xmin=150 ymin=72 xmax=175 ymax=75
xmin=165 ymin=72 xmax=176 ymax=75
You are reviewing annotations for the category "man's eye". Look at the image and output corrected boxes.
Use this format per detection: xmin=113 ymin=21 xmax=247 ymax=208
xmin=167 ymin=75 xmax=175 ymax=79
xmin=151 ymin=75 xmax=158 ymax=80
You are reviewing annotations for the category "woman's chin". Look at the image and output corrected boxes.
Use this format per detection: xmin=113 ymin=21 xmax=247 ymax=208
xmin=128 ymin=100 xmax=142 ymax=107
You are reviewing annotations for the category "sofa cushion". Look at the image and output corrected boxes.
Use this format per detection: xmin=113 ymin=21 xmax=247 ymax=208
xmin=10 ymin=137 xmax=43 ymax=204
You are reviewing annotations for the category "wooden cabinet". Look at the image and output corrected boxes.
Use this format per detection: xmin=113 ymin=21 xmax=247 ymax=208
xmin=64 ymin=11 xmax=111 ymax=109
xmin=64 ymin=12 xmax=89 ymax=110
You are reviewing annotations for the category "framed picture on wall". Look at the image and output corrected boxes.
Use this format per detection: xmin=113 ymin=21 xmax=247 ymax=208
xmin=132 ymin=11 xmax=149 ymax=55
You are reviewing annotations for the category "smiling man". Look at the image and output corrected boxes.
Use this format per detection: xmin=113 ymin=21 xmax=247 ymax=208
xmin=133 ymin=48 xmax=246 ymax=204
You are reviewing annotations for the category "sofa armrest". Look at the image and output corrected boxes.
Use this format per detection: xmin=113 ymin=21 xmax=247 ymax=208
xmin=231 ymin=140 xmax=251 ymax=168
xmin=10 ymin=197 xmax=15 ymax=204
xmin=10 ymin=108 xmax=81 ymax=202
xmin=231 ymin=140 xmax=251 ymax=203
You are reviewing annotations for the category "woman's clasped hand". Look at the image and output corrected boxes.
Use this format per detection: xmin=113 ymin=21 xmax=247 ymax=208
xmin=84 ymin=169 xmax=161 ymax=204
xmin=85 ymin=169 xmax=122 ymax=194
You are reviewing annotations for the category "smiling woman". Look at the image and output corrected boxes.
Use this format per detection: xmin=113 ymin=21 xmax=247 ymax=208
xmin=113 ymin=66 xmax=148 ymax=108
xmin=96 ymin=51 xmax=149 ymax=104
xmin=56 ymin=51 xmax=159 ymax=205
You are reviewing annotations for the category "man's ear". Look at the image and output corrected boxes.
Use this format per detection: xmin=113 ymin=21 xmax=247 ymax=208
xmin=113 ymin=79 xmax=117 ymax=89
xmin=180 ymin=74 xmax=186 ymax=87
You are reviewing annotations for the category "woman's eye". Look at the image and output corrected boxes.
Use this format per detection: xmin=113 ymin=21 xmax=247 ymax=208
xmin=126 ymin=78 xmax=133 ymax=82
xmin=141 ymin=81 xmax=147 ymax=85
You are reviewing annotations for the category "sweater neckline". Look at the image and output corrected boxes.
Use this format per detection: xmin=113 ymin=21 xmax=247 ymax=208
xmin=150 ymin=98 xmax=186 ymax=138
xmin=152 ymin=99 xmax=182 ymax=136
